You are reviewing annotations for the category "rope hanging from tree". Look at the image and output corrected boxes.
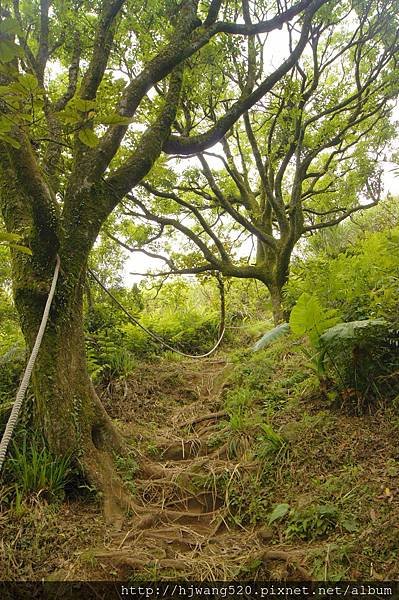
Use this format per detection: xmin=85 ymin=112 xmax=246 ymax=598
xmin=0 ymin=255 xmax=61 ymax=473
xmin=0 ymin=259 xmax=225 ymax=474
xmin=88 ymin=269 xmax=226 ymax=359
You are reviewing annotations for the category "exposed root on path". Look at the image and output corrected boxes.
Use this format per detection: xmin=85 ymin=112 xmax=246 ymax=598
xmin=82 ymin=357 xmax=314 ymax=580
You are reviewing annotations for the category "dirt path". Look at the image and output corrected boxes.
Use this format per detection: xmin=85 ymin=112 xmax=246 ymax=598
xmin=90 ymin=357 xmax=310 ymax=580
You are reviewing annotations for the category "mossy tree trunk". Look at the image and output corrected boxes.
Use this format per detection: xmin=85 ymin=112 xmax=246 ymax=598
xmin=15 ymin=257 xmax=129 ymax=517
xmin=255 ymin=239 xmax=292 ymax=326
xmin=0 ymin=141 xmax=132 ymax=519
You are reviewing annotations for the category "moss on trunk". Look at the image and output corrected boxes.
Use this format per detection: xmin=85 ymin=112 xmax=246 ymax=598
xmin=12 ymin=252 xmax=130 ymax=522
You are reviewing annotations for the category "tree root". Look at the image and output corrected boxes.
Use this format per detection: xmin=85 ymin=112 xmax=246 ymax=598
xmin=256 ymin=550 xmax=313 ymax=580
xmin=180 ymin=410 xmax=228 ymax=429
xmin=93 ymin=550 xmax=188 ymax=572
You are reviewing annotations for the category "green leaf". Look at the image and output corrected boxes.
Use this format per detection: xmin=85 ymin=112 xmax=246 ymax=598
xmin=0 ymin=18 xmax=22 ymax=36
xmin=317 ymin=504 xmax=338 ymax=516
xmin=58 ymin=109 xmax=81 ymax=125
xmin=252 ymin=322 xmax=290 ymax=352
xmin=0 ymin=133 xmax=20 ymax=148
xmin=0 ymin=117 xmax=12 ymax=133
xmin=73 ymin=98 xmax=96 ymax=112
xmin=78 ymin=127 xmax=100 ymax=148
xmin=9 ymin=243 xmax=32 ymax=255
xmin=0 ymin=40 xmax=23 ymax=63
xmin=0 ymin=232 xmax=31 ymax=254
xmin=0 ymin=232 xmax=21 ymax=242
xmin=98 ymin=114 xmax=133 ymax=125
xmin=289 ymin=293 xmax=339 ymax=346
xmin=268 ymin=503 xmax=290 ymax=524
xmin=17 ymin=73 xmax=39 ymax=93
xmin=341 ymin=518 xmax=358 ymax=532
xmin=319 ymin=319 xmax=386 ymax=345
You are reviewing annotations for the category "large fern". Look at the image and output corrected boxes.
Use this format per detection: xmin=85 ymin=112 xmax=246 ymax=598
xmin=289 ymin=293 xmax=339 ymax=346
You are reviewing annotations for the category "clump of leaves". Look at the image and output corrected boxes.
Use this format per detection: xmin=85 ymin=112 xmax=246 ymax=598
xmin=0 ymin=344 xmax=25 ymax=417
xmin=115 ymin=452 xmax=139 ymax=494
xmin=0 ymin=232 xmax=32 ymax=255
xmin=319 ymin=319 xmax=399 ymax=409
xmin=256 ymin=423 xmax=286 ymax=459
xmin=267 ymin=501 xmax=358 ymax=541
xmin=6 ymin=434 xmax=72 ymax=503
xmin=86 ymin=329 xmax=136 ymax=383
xmin=289 ymin=293 xmax=399 ymax=410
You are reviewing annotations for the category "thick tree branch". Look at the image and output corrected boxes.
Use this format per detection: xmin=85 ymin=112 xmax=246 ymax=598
xmin=105 ymin=67 xmax=184 ymax=202
xmin=36 ymin=0 xmax=50 ymax=83
xmin=80 ymin=0 xmax=125 ymax=100
xmin=54 ymin=32 xmax=81 ymax=111
xmin=163 ymin=3 xmax=325 ymax=154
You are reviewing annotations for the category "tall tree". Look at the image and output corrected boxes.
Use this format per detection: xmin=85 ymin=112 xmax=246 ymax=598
xmin=126 ymin=0 xmax=399 ymax=324
xmin=0 ymin=0 xmax=330 ymax=515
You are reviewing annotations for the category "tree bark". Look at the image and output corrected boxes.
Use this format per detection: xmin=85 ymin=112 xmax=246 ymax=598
xmin=0 ymin=141 xmax=130 ymax=521
xmin=269 ymin=283 xmax=286 ymax=326
xmin=12 ymin=251 xmax=130 ymax=521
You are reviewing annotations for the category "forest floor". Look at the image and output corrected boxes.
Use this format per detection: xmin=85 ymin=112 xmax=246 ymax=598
xmin=1 ymin=347 xmax=399 ymax=581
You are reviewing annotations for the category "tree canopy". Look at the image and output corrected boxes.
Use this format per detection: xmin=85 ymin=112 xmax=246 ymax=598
xmin=114 ymin=0 xmax=399 ymax=322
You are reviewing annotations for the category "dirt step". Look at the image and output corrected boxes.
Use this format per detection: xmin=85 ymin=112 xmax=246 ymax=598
xmin=159 ymin=438 xmax=211 ymax=460
xmin=136 ymin=488 xmax=224 ymax=514
xmin=119 ymin=521 xmax=223 ymax=552
xmin=129 ymin=507 xmax=225 ymax=534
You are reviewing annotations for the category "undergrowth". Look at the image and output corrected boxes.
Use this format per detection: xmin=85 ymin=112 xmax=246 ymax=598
xmin=2 ymin=432 xmax=73 ymax=507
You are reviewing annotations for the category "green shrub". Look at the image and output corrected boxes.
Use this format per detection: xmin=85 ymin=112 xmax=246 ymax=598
xmin=256 ymin=423 xmax=286 ymax=458
xmin=289 ymin=293 xmax=399 ymax=410
xmin=6 ymin=434 xmax=72 ymax=502
xmin=320 ymin=320 xmax=399 ymax=408
xmin=0 ymin=344 xmax=25 ymax=431
xmin=86 ymin=329 xmax=136 ymax=383
xmin=267 ymin=502 xmax=340 ymax=540
xmin=285 ymin=504 xmax=339 ymax=540
xmin=285 ymin=226 xmax=399 ymax=323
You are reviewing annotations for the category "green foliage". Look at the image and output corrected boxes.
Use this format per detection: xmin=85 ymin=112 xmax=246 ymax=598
xmin=231 ymin=337 xmax=310 ymax=416
xmin=285 ymin=504 xmax=340 ymax=540
xmin=268 ymin=502 xmax=290 ymax=524
xmin=218 ymin=469 xmax=271 ymax=526
xmin=252 ymin=323 xmax=290 ymax=352
xmin=310 ymin=544 xmax=352 ymax=581
xmin=6 ymin=434 xmax=72 ymax=503
xmin=114 ymin=452 xmax=139 ymax=495
xmin=225 ymin=387 xmax=254 ymax=415
xmin=267 ymin=502 xmax=340 ymax=540
xmin=287 ymin=223 xmax=399 ymax=409
xmin=86 ymin=329 xmax=136 ymax=383
xmin=319 ymin=319 xmax=399 ymax=409
xmin=0 ymin=344 xmax=25 ymax=430
xmin=0 ymin=232 xmax=31 ymax=254
xmin=286 ymin=225 xmax=399 ymax=323
xmin=289 ymin=293 xmax=339 ymax=347
xmin=256 ymin=423 xmax=286 ymax=458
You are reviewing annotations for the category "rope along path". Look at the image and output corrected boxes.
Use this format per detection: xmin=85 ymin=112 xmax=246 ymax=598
xmin=0 ymin=259 xmax=223 ymax=473
xmin=0 ymin=255 xmax=61 ymax=473
xmin=88 ymin=269 xmax=226 ymax=359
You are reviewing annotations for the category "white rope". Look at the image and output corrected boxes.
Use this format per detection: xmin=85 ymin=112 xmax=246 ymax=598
xmin=88 ymin=268 xmax=226 ymax=359
xmin=0 ymin=255 xmax=61 ymax=473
